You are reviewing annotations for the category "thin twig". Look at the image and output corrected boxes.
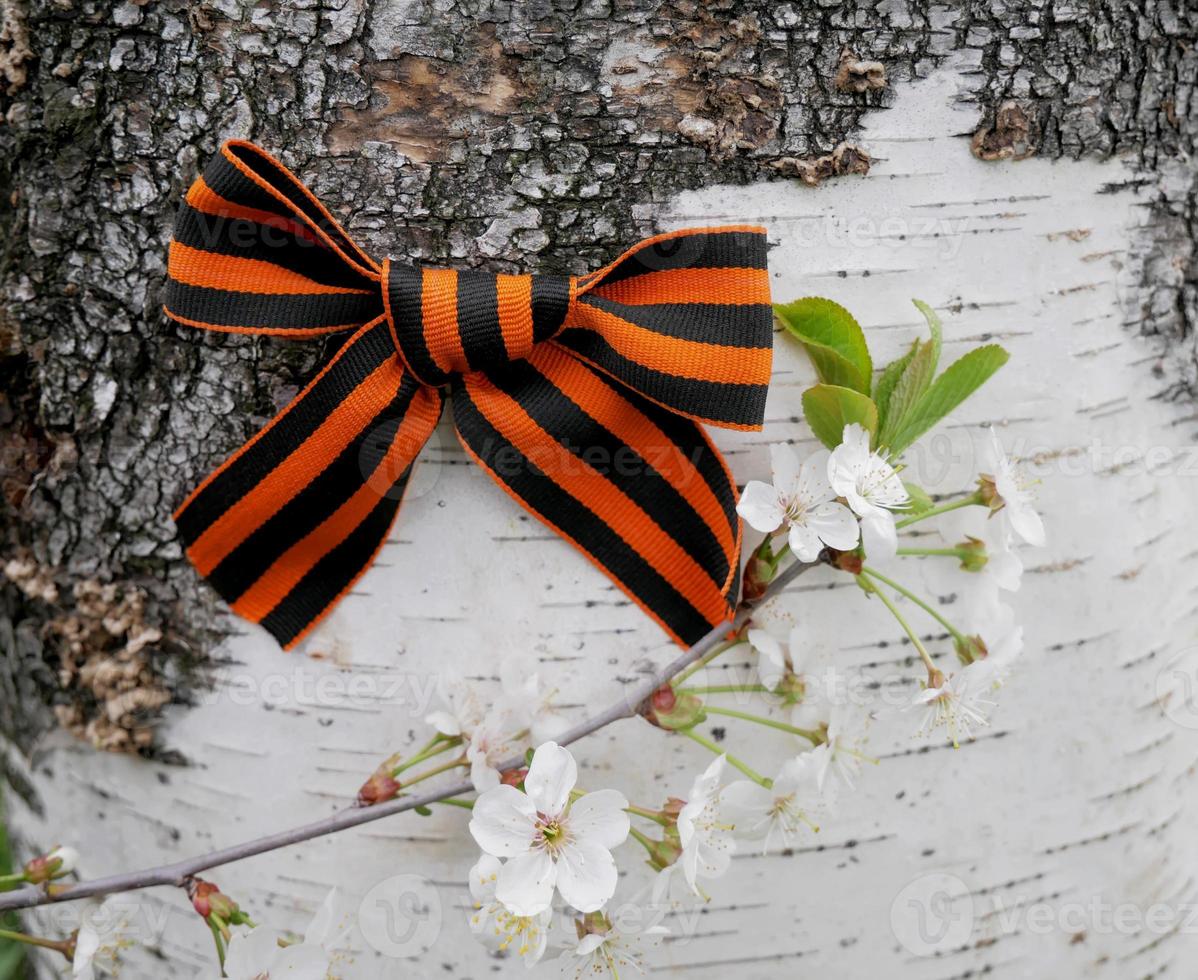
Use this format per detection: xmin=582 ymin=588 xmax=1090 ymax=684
xmin=0 ymin=557 xmax=822 ymax=913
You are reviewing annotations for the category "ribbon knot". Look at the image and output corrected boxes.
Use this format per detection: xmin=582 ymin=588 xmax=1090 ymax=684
xmin=383 ymin=263 xmax=572 ymax=384
xmin=164 ymin=140 xmax=773 ymax=651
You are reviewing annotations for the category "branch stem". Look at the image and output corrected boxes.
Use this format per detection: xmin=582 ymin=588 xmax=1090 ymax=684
xmin=895 ymin=492 xmax=983 ymax=529
xmin=0 ymin=556 xmax=822 ymax=913
xmin=702 ymin=705 xmax=823 ymax=744
xmin=679 ymin=728 xmax=770 ymax=788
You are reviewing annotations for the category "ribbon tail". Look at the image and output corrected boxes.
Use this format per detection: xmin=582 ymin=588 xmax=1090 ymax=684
xmin=165 ymin=140 xmax=382 ymax=338
xmin=558 ymin=225 xmax=774 ymax=429
xmin=453 ymin=345 xmax=742 ymax=647
xmin=174 ymin=318 xmax=443 ymax=649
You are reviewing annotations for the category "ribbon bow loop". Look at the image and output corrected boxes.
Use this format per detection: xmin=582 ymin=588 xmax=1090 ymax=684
xmin=166 ymin=141 xmax=773 ymax=650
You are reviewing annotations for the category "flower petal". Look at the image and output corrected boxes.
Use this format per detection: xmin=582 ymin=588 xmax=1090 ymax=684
xmin=496 ymin=849 xmax=556 ymax=916
xmin=568 ymin=789 xmax=630 ymax=850
xmin=861 ymin=511 xmax=897 ymax=560
xmin=796 ymin=448 xmax=834 ymax=506
xmin=736 ymin=480 xmax=786 ymax=533
xmin=273 ymin=943 xmax=332 ymax=979
xmin=555 ymin=838 xmax=619 ymax=912
xmin=1007 ymin=503 xmax=1045 ymax=547
xmin=469 ymin=785 xmax=536 ymax=857
xmin=769 ymin=442 xmax=803 ymax=496
xmin=807 ymin=501 xmax=860 ymax=551
xmin=469 ymin=853 xmax=502 ymax=904
xmin=748 ymin=628 xmax=787 ymax=682
xmin=223 ymin=927 xmax=282 ymax=980
xmin=787 ymin=521 xmax=824 ymax=562
xmin=524 ymin=741 xmax=577 ymax=816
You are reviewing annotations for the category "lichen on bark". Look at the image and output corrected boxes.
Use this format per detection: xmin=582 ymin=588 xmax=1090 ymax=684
xmin=0 ymin=0 xmax=1194 ymax=767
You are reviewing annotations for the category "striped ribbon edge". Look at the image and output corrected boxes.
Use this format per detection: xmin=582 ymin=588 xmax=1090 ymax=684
xmin=452 ymin=343 xmax=742 ymax=647
xmin=558 ymin=224 xmax=774 ymax=431
xmin=164 ymin=141 xmax=382 ymax=338
xmin=173 ymin=318 xmax=444 ymax=649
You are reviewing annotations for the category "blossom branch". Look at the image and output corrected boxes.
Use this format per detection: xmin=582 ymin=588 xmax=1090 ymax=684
xmin=0 ymin=555 xmax=823 ymax=914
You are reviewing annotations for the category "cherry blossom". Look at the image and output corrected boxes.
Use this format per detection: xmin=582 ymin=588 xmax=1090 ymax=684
xmin=721 ymin=754 xmax=822 ymax=852
xmin=468 ymin=853 xmax=551 ymax=967
xmin=676 ymin=755 xmax=736 ymax=897
xmin=979 ymin=427 xmax=1045 ymax=547
xmin=737 ymin=443 xmax=859 ymax=561
xmin=469 ymin=742 xmax=629 ymax=916
xmin=828 ymin=423 xmax=910 ymax=559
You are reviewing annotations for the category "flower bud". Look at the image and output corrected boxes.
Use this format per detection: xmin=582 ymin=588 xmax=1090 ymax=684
xmin=642 ymin=832 xmax=683 ymax=872
xmin=977 ymin=475 xmax=1002 ymax=510
xmin=956 ymin=536 xmax=989 ymax=572
xmin=829 ymin=548 xmax=863 ymax=574
xmin=357 ymin=768 xmax=402 ymax=806
xmin=24 ymin=845 xmax=79 ymax=883
xmin=500 ymin=767 xmax=528 ymax=788
xmin=741 ymin=550 xmax=774 ymax=603
xmin=574 ymin=910 xmax=614 ymax=940
xmin=639 ymin=685 xmax=706 ymax=730
xmin=954 ymin=633 xmax=987 ymax=665
xmin=188 ymin=879 xmax=222 ymax=918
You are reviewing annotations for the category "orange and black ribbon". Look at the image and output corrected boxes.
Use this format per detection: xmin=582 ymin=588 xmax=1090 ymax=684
xmin=165 ymin=141 xmax=773 ymax=650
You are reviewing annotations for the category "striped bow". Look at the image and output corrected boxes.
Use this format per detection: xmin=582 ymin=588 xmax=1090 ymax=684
xmin=165 ymin=141 xmax=773 ymax=649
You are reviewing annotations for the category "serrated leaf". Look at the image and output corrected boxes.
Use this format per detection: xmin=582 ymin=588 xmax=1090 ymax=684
xmin=887 ymin=345 xmax=1010 ymax=454
xmin=904 ymin=482 xmax=934 ymax=514
xmin=776 ymin=297 xmax=873 ymax=395
xmin=802 ymin=384 xmax=879 ymax=449
xmin=912 ymin=299 xmax=942 ymax=374
xmin=873 ymin=340 xmax=918 ymax=425
xmin=878 ymin=339 xmax=937 ymax=448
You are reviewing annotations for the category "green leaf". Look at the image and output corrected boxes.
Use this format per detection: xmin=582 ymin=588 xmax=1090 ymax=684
xmin=887 ymin=345 xmax=1010 ymax=454
xmin=878 ymin=339 xmax=937 ymax=448
xmin=801 ymin=384 xmax=879 ymax=449
xmin=873 ymin=340 xmax=918 ymax=425
xmin=776 ymin=297 xmax=873 ymax=395
xmin=911 ymin=299 xmax=942 ymax=374
xmin=904 ymin=482 xmax=935 ymax=514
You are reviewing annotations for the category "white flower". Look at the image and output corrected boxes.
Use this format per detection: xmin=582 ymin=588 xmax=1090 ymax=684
xmin=72 ymin=898 xmax=131 ymax=979
xmin=737 ymin=443 xmax=859 ymax=561
xmin=559 ymin=906 xmax=667 ymax=979
xmin=980 ymin=427 xmax=1045 ymax=547
xmin=223 ymin=890 xmax=341 ymax=980
xmin=910 ymin=662 xmax=997 ymax=748
xmin=500 ymin=654 xmax=569 ymax=746
xmin=745 ymin=627 xmax=833 ymax=728
xmin=464 ymin=705 xmax=526 ymax=792
xmin=468 ymin=854 xmax=551 ymax=966
xmin=425 ymin=675 xmax=520 ymax=793
xmin=980 ymin=625 xmax=1023 ymax=687
xmin=979 ymin=520 xmax=1023 ymax=591
xmin=720 ymin=755 xmax=822 ymax=853
xmin=469 ymin=742 xmax=629 ymax=916
xmin=828 ymin=423 xmax=910 ymax=559
xmin=811 ymin=694 xmax=873 ymax=794
xmin=676 ymin=756 xmax=736 ymax=897
xmin=426 ymin=671 xmax=487 ymax=740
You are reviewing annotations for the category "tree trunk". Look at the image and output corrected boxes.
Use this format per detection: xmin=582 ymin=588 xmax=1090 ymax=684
xmin=1 ymin=0 xmax=1196 ymax=977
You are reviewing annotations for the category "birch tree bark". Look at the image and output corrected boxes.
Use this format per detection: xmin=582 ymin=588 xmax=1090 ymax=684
xmin=1 ymin=1 xmax=1197 ymax=977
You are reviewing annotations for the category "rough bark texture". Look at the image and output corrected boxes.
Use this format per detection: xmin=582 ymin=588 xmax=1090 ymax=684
xmin=0 ymin=0 xmax=1194 ymax=768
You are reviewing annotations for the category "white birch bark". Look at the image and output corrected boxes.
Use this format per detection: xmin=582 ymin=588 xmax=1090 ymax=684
xmin=10 ymin=61 xmax=1198 ymax=979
